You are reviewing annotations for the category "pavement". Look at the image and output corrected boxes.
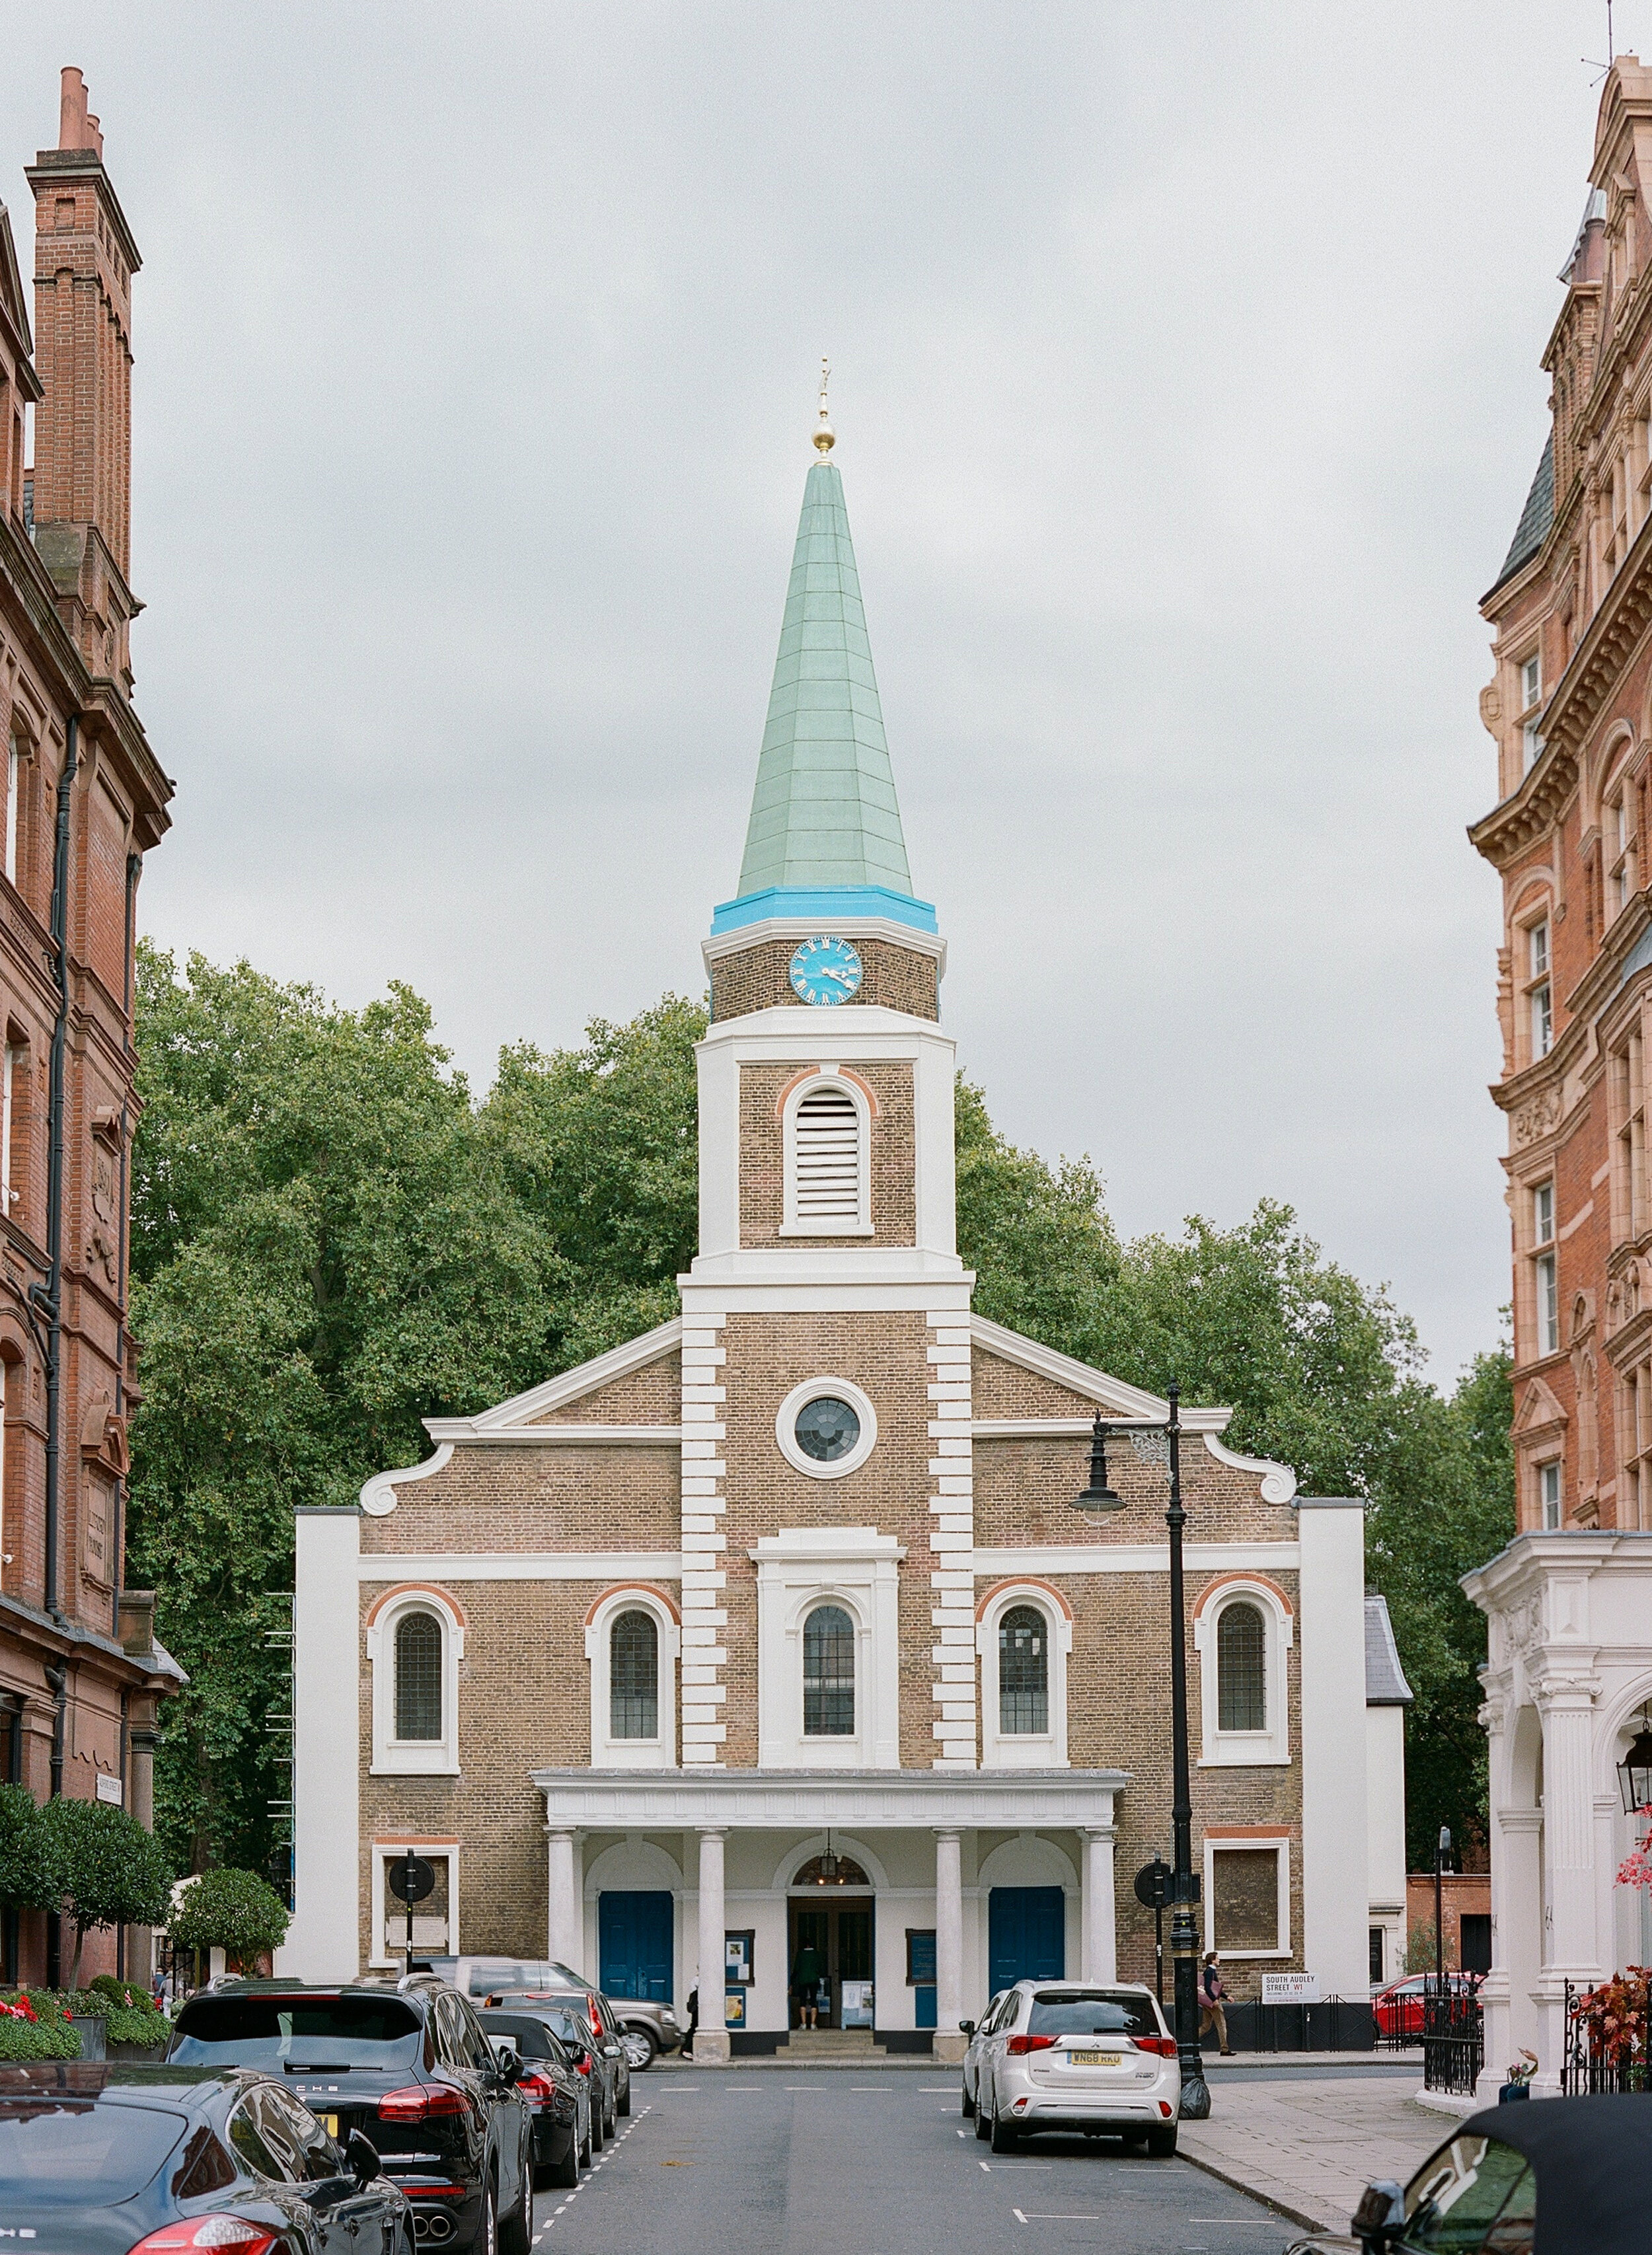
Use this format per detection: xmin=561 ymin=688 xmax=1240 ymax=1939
xmin=1176 ymin=2069 xmax=1455 ymax=2235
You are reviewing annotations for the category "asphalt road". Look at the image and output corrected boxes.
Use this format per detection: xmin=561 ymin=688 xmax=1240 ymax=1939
xmin=529 ymin=2073 xmax=1298 ymax=2255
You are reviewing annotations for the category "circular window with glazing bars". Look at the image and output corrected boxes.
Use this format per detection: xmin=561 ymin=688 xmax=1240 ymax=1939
xmin=774 ymin=1376 xmax=878 ymax=1479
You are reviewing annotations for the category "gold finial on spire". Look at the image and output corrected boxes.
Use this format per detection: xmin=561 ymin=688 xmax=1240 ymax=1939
xmin=814 ymin=357 xmax=835 ymax=455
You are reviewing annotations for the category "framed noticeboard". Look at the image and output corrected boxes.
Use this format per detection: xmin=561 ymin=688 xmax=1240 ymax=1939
xmin=724 ymin=1988 xmax=747 ymax=2027
xmin=905 ymin=1928 xmax=937 ymax=1985
xmin=725 ymin=1929 xmax=755 ymax=1988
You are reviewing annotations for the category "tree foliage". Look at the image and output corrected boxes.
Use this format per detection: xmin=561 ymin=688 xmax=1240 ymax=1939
xmin=168 ymin=1867 xmax=291 ymax=1962
xmin=0 ymin=1786 xmax=56 ymax=1913
xmin=36 ymin=1798 xmax=172 ymax=1989
xmin=128 ymin=957 xmax=1511 ymax=1878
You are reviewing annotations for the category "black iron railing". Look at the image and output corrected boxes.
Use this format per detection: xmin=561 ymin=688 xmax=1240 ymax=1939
xmin=1221 ymin=1997 xmax=1378 ymax=2053
xmin=1421 ymin=1978 xmax=1483 ymax=2095
xmin=1562 ymin=1978 xmax=1652 ymax=2092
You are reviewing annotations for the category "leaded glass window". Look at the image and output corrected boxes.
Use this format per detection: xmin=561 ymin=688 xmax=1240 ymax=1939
xmin=998 ymin=1605 xmax=1049 ymax=1734
xmin=394 ymin=1611 xmax=443 ymax=1742
xmin=1217 ymin=1601 xmax=1266 ymax=1732
xmin=611 ymin=1609 xmax=659 ymax=1740
xmin=803 ymin=1604 xmax=855 ymax=1736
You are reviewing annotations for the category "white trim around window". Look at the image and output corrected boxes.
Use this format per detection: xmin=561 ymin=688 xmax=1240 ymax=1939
xmin=751 ymin=1528 xmax=903 ymax=1769
xmin=780 ymin=1068 xmax=874 ymax=1236
xmin=1203 ymin=1833 xmax=1291 ymax=1960
xmin=1193 ymin=1577 xmax=1293 ymax=1767
xmin=367 ymin=1585 xmax=464 ymax=1775
xmin=369 ymin=1837 xmax=461 ymax=1970
xmin=774 ymin=1374 xmax=879 ymax=1481
xmin=583 ymin=1584 xmax=681 ymax=1767
xmin=976 ymin=1580 xmax=1071 ymax=1769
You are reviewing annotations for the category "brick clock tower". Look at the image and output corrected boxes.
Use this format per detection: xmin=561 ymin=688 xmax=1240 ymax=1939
xmin=681 ymin=412 xmax=977 ymax=1774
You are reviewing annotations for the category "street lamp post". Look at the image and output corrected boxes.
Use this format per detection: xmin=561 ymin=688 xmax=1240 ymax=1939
xmin=1075 ymin=1381 xmax=1211 ymax=2120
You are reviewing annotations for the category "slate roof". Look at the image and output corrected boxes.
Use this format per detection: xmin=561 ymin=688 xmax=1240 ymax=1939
xmin=734 ymin=459 xmax=914 ymax=899
xmin=1365 ymin=1593 xmax=1414 ymax=1707
xmin=1491 ymin=431 xmax=1555 ymax=594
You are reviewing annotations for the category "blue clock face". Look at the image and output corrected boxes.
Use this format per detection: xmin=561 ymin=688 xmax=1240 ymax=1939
xmin=789 ymin=935 xmax=864 ymax=1006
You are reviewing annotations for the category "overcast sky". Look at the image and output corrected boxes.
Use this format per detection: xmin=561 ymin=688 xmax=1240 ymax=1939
xmin=0 ymin=3 xmax=1624 ymax=1385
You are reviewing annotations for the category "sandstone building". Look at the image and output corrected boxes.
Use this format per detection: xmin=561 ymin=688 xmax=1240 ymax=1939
xmin=1468 ymin=55 xmax=1652 ymax=2096
xmin=290 ymin=421 xmax=1398 ymax=2053
xmin=0 ymin=70 xmax=177 ymax=1985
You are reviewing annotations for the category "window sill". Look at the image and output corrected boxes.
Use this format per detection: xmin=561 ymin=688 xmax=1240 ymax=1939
xmin=1209 ymin=1946 xmax=1292 ymax=1960
xmin=370 ymin=1756 xmax=461 ymax=1776
xmin=1198 ymin=1751 xmax=1291 ymax=1769
xmin=778 ymin=1222 xmax=876 ymax=1238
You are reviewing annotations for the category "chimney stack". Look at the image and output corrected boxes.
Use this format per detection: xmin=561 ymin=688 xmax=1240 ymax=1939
xmin=26 ymin=67 xmax=139 ymax=680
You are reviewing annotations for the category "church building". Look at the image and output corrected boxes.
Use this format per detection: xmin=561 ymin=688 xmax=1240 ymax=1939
xmin=288 ymin=409 xmax=1396 ymax=2055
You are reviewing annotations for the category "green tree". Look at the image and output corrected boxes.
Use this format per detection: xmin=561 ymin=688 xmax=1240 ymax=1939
xmin=37 ymin=1798 xmax=172 ymax=1989
xmin=0 ymin=1785 xmax=56 ymax=1915
xmin=169 ymin=1867 xmax=291 ymax=1966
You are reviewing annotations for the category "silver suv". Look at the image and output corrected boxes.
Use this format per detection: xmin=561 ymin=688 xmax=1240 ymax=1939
xmin=964 ymin=1979 xmax=1182 ymax=2155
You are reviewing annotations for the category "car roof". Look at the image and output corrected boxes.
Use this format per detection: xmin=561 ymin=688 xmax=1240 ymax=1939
xmin=0 ymin=2063 xmax=271 ymax=2105
xmin=179 ymin=1981 xmax=438 ymax=2018
xmin=1013 ymin=1979 xmax=1156 ymax=1993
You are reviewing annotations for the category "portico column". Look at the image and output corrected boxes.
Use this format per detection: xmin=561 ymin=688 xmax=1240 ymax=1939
xmin=1082 ymin=1821 xmax=1117 ymax=1983
xmin=933 ymin=1828 xmax=966 ymax=2065
xmin=695 ymin=1828 xmax=731 ymax=2065
xmin=1532 ymin=1681 xmax=1604 ymax=2095
xmin=546 ymin=1829 xmax=581 ymax=1974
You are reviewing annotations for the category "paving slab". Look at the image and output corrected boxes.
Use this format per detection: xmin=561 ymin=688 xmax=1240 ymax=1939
xmin=1178 ymin=2073 xmax=1456 ymax=2234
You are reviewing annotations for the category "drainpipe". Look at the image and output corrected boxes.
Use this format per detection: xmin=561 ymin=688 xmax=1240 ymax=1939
xmin=32 ymin=715 xmax=77 ymax=1625
xmin=44 ymin=1660 xmax=65 ymax=1988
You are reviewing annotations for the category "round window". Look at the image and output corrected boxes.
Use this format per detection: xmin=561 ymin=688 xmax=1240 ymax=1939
xmin=794 ymin=1395 xmax=860 ymax=1462
xmin=775 ymin=1377 xmax=878 ymax=1479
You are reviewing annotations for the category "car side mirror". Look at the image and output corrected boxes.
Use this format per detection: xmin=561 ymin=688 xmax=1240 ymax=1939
xmin=959 ymin=2021 xmax=976 ymax=2038
xmin=494 ymin=2049 xmax=525 ymax=2085
xmin=1351 ymin=2180 xmax=1406 ymax=2252
xmin=346 ymin=2130 xmax=380 ymax=2189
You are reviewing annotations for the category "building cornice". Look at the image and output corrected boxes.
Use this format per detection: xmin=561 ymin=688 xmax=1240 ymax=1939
xmin=531 ymin=1765 xmax=1129 ymax=1829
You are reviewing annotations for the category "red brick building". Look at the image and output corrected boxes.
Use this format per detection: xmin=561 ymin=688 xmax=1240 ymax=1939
xmin=0 ymin=68 xmax=176 ymax=1985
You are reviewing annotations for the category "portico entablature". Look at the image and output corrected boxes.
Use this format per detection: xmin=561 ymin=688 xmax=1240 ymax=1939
xmin=531 ymin=1764 xmax=1128 ymax=1832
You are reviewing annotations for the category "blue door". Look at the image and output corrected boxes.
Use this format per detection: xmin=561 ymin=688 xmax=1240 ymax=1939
xmin=988 ymin=1886 xmax=1065 ymax=1993
xmin=599 ymin=1890 xmax=673 ymax=2001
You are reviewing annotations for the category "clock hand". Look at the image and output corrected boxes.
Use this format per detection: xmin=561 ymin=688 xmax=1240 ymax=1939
xmin=819 ymin=965 xmax=857 ymax=984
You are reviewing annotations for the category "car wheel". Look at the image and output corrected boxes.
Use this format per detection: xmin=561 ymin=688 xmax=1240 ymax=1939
xmin=989 ymin=2098 xmax=1018 ymax=2153
xmin=500 ymin=2167 xmax=532 ymax=2255
xmin=961 ymin=2082 xmax=974 ymax=2119
xmin=974 ymin=2083 xmax=991 ymax=2140
xmin=619 ymin=2075 xmax=632 ymax=2117
xmin=605 ymin=2094 xmax=617 ymax=2139
xmin=1146 ymin=2126 xmax=1178 ymax=2158
xmin=545 ymin=2124 xmax=579 ymax=2189
xmin=580 ymin=2106 xmax=592 ymax=2168
xmin=622 ymin=2028 xmax=656 ymax=2071
xmin=478 ymin=2181 xmax=498 ymax=2255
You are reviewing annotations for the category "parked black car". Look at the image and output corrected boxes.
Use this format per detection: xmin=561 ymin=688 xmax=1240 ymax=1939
xmin=494 ymin=1991 xmax=630 ymax=2122
xmin=487 ymin=1999 xmax=619 ymax=2147
xmin=475 ymin=2013 xmax=587 ymax=2186
xmin=169 ymin=1979 xmax=532 ymax=2255
xmin=0 ymin=2061 xmax=408 ymax=2255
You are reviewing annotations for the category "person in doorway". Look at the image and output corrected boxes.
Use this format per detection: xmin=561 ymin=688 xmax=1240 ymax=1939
xmin=682 ymin=1984 xmax=698 ymax=2059
xmin=791 ymin=1939 xmax=823 ymax=2030
xmin=1199 ymin=1953 xmax=1233 ymax=2055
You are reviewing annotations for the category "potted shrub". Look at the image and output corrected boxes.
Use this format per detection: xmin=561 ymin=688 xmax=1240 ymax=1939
xmin=37 ymin=1795 xmax=172 ymax=1993
xmin=168 ymin=1868 xmax=290 ymax=1977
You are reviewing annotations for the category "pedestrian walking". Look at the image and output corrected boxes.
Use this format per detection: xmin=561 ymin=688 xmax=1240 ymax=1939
xmin=1199 ymin=1952 xmax=1233 ymax=2055
xmin=682 ymin=1983 xmax=699 ymax=2059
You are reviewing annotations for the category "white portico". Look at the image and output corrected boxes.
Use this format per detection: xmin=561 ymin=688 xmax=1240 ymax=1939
xmin=532 ymin=1768 xmax=1126 ymax=2063
xmin=1464 ymin=1532 xmax=1652 ymax=2101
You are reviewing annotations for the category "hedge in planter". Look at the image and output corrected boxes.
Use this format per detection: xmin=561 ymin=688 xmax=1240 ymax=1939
xmin=37 ymin=1798 xmax=173 ymax=1990
xmin=0 ymin=1996 xmax=77 ymax=2060
xmin=168 ymin=1868 xmax=289 ymax=1968
xmin=85 ymin=1977 xmax=169 ymax=2050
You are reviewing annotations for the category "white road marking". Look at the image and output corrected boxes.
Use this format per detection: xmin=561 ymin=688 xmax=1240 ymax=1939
xmin=979 ymin=2162 xmax=1050 ymax=2169
xmin=956 ymin=2129 xmax=969 ymax=2138
xmin=1013 ymin=2214 xmax=1099 ymax=2224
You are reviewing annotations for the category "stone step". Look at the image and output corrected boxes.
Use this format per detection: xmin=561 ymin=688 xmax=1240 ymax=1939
xmin=774 ymin=2029 xmax=887 ymax=2057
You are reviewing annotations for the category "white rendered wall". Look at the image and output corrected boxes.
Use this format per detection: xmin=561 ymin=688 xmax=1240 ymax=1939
xmin=1296 ymin=1500 xmax=1371 ymax=1997
xmin=1366 ymin=1705 xmax=1408 ymax=1981
xmin=280 ymin=1507 xmax=363 ymax=1979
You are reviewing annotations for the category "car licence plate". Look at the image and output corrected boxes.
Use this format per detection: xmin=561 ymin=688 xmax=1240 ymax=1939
xmin=1067 ymin=2052 xmax=1123 ymax=2067
xmin=320 ymin=2115 xmax=338 ymax=2138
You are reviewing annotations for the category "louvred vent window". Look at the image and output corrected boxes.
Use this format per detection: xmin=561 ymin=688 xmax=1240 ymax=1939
xmin=793 ymin=1085 xmax=860 ymax=1219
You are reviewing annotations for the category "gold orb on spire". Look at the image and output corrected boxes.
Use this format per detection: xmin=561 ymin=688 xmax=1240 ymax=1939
xmin=815 ymin=355 xmax=835 ymax=455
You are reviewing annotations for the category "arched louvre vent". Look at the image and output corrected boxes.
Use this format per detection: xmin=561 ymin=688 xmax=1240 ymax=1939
xmin=794 ymin=1084 xmax=861 ymax=1220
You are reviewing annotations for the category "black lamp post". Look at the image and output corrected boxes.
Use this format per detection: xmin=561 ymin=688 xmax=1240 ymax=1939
xmin=1075 ymin=1382 xmax=1211 ymax=2120
xmin=1434 ymin=1826 xmax=1451 ymax=1988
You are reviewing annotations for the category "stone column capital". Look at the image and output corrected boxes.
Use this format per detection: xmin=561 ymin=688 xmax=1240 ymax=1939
xmin=932 ymin=1825 xmax=963 ymax=1844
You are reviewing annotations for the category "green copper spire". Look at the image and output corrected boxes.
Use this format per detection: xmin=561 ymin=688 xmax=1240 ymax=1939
xmin=729 ymin=454 xmax=920 ymax=908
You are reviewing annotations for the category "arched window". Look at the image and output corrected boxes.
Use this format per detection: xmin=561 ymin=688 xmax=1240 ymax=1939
xmin=610 ymin=1609 xmax=659 ymax=1740
xmin=998 ymin=1606 xmax=1048 ymax=1735
xmin=1217 ymin=1602 xmax=1266 ymax=1733
xmin=394 ymin=1611 xmax=443 ymax=1742
xmin=803 ymin=1604 xmax=855 ymax=1736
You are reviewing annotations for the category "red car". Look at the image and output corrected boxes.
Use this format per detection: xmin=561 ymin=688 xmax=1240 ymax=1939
xmin=1371 ymin=1971 xmax=1483 ymax=2038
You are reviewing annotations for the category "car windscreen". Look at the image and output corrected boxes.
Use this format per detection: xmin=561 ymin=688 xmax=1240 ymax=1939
xmin=0 ymin=2098 xmax=186 ymax=2202
xmin=1028 ymin=1992 xmax=1160 ymax=2039
xmin=170 ymin=1995 xmax=426 ymax=2071
xmin=478 ymin=2016 xmax=563 ymax=2063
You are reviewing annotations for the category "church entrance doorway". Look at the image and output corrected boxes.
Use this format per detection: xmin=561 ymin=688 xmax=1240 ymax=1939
xmin=788 ymin=1853 xmax=874 ymax=2028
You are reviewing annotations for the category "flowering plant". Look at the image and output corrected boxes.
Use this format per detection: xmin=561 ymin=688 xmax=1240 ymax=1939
xmin=1569 ymin=1967 xmax=1652 ymax=2063
xmin=1618 ymin=1807 xmax=1652 ymax=1890
xmin=0 ymin=1997 xmax=35 ymax=2024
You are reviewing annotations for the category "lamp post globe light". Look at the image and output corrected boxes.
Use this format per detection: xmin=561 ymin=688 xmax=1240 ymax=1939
xmin=1618 ymin=1717 xmax=1652 ymax=1816
xmin=1074 ymin=1382 xmax=1211 ymax=2120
